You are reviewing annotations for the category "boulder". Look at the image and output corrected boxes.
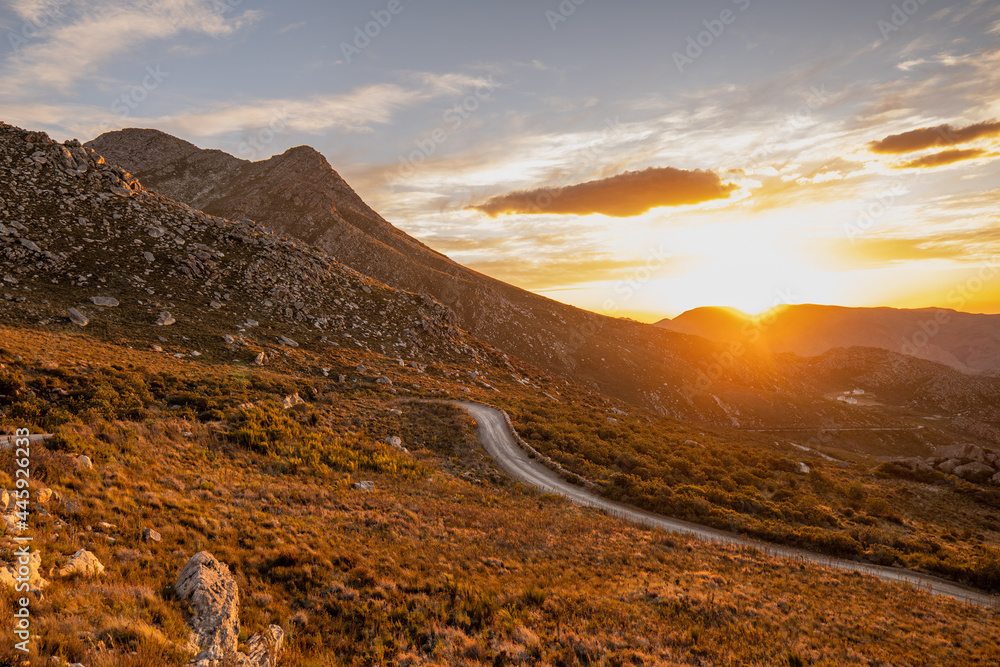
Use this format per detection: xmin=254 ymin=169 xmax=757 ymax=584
xmin=143 ymin=527 xmax=162 ymax=543
xmin=89 ymin=296 xmax=119 ymax=307
xmin=76 ymin=454 xmax=93 ymax=470
xmin=175 ymin=551 xmax=284 ymax=667
xmin=278 ymin=335 xmax=299 ymax=348
xmin=992 ymin=472 xmax=1000 ymax=486
xmin=156 ymin=311 xmax=176 ymax=326
xmin=353 ymin=481 xmax=375 ymax=492
xmin=57 ymin=549 xmax=104 ymax=579
xmin=891 ymin=457 xmax=934 ymax=472
xmin=67 ymin=308 xmax=88 ymax=327
xmin=0 ymin=549 xmax=47 ymax=591
xmin=376 ymin=376 xmax=392 ymax=386
xmin=952 ymin=462 xmax=995 ymax=483
xmin=938 ymin=459 xmax=961 ymax=474
xmin=175 ymin=552 xmax=241 ymax=661
xmin=36 ymin=487 xmax=53 ymax=504
xmin=282 ymin=394 xmax=304 ymax=410
xmin=796 ymin=462 xmax=810 ymax=475
xmin=933 ymin=443 xmax=985 ymax=463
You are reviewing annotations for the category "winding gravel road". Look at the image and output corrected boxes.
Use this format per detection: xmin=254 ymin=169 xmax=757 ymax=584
xmin=454 ymin=401 xmax=998 ymax=608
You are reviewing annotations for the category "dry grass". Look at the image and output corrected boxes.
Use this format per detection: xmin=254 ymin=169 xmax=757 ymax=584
xmin=0 ymin=328 xmax=998 ymax=665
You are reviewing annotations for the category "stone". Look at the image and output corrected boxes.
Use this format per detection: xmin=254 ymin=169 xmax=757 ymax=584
xmin=143 ymin=251 xmax=155 ymax=261
xmin=279 ymin=335 xmax=299 ymax=348
xmin=57 ymin=549 xmax=104 ymax=578
xmin=389 ymin=409 xmax=402 ymax=416
xmin=953 ymin=462 xmax=995 ymax=483
xmin=0 ymin=549 xmax=47 ymax=590
xmin=353 ymin=481 xmax=375 ymax=491
xmin=36 ymin=488 xmax=53 ymax=504
xmin=385 ymin=436 xmax=403 ymax=449
xmin=606 ymin=417 xmax=618 ymax=424
xmin=175 ymin=551 xmax=241 ymax=661
xmin=76 ymin=454 xmax=93 ymax=470
xmin=67 ymin=308 xmax=88 ymax=327
xmin=143 ymin=527 xmax=162 ymax=543
xmin=376 ymin=376 xmax=392 ymax=386
xmin=156 ymin=311 xmax=176 ymax=326
xmin=20 ymin=237 xmax=41 ymax=252
xmin=210 ymin=300 xmax=223 ymax=309
xmin=933 ymin=443 xmax=986 ymax=463
xmin=89 ymin=296 xmax=119 ymax=307
xmin=938 ymin=459 xmax=961 ymax=474
xmin=254 ymin=352 xmax=266 ymax=365
xmin=175 ymin=551 xmax=284 ymax=667
xmin=247 ymin=625 xmax=285 ymax=667
xmin=282 ymin=394 xmax=304 ymax=410
xmin=796 ymin=462 xmax=810 ymax=475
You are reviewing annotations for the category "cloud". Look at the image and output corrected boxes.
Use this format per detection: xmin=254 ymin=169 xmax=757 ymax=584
xmin=277 ymin=20 xmax=306 ymax=34
xmin=1 ymin=0 xmax=263 ymax=93
xmin=468 ymin=167 xmax=736 ymax=218
xmin=894 ymin=148 xmax=989 ymax=169
xmin=868 ymin=120 xmax=1000 ymax=154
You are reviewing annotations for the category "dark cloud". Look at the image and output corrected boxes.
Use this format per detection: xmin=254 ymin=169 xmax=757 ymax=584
xmin=468 ymin=167 xmax=736 ymax=218
xmin=895 ymin=148 xmax=988 ymax=169
xmin=869 ymin=120 xmax=1000 ymax=154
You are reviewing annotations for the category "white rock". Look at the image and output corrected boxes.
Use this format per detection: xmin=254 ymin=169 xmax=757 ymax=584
xmin=796 ymin=462 xmax=810 ymax=475
xmin=279 ymin=335 xmax=299 ymax=348
xmin=254 ymin=352 xmax=266 ymax=365
xmin=143 ymin=527 xmax=162 ymax=543
xmin=282 ymin=394 xmax=304 ymax=410
xmin=156 ymin=312 xmax=176 ymax=326
xmin=76 ymin=454 xmax=93 ymax=470
xmin=353 ymin=481 xmax=375 ymax=491
xmin=89 ymin=296 xmax=119 ymax=307
xmin=57 ymin=549 xmax=104 ymax=578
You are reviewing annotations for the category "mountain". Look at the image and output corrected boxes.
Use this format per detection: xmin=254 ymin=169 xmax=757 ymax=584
xmin=657 ymin=304 xmax=1000 ymax=374
xmin=0 ymin=122 xmax=488 ymax=367
xmin=85 ymin=129 xmax=765 ymax=422
xmin=82 ymin=129 xmax=1000 ymax=447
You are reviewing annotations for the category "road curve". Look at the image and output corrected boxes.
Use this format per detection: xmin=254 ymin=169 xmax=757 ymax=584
xmin=453 ymin=401 xmax=999 ymax=609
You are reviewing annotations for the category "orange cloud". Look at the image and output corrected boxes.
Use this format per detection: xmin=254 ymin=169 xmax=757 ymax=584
xmin=894 ymin=148 xmax=988 ymax=169
xmin=468 ymin=167 xmax=736 ymax=217
xmin=869 ymin=120 xmax=1000 ymax=154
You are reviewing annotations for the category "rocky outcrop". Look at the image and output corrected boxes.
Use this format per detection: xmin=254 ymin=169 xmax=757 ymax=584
xmin=175 ymin=551 xmax=283 ymax=667
xmin=884 ymin=443 xmax=1000 ymax=485
xmin=0 ymin=122 xmax=485 ymax=365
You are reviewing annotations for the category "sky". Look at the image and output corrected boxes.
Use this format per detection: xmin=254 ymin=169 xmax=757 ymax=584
xmin=2 ymin=0 xmax=1000 ymax=321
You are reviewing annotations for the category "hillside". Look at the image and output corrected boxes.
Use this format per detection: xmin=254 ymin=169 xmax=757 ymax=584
xmin=3 ymin=122 xmax=1000 ymax=665
xmin=658 ymin=304 xmax=1000 ymax=374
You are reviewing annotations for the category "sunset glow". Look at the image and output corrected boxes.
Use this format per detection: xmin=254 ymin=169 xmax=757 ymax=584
xmin=3 ymin=0 xmax=999 ymax=319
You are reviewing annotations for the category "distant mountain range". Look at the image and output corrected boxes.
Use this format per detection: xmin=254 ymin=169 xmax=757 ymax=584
xmin=657 ymin=305 xmax=1000 ymax=375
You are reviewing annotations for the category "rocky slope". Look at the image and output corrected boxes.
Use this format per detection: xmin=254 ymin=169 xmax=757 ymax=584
xmin=0 ymin=122 xmax=487 ymax=366
xmin=658 ymin=304 xmax=1000 ymax=374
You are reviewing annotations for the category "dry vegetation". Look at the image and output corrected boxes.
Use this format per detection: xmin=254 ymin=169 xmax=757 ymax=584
xmin=0 ymin=327 xmax=998 ymax=666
